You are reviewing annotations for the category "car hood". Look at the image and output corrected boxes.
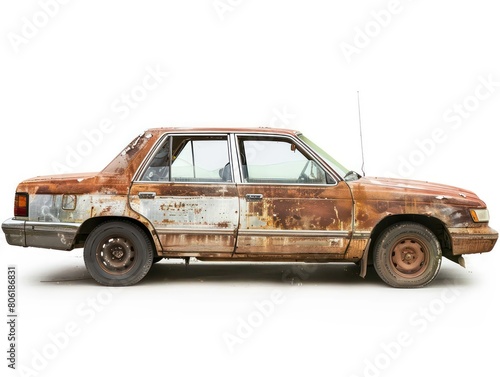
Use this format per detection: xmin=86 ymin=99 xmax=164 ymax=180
xmin=347 ymin=177 xmax=485 ymax=207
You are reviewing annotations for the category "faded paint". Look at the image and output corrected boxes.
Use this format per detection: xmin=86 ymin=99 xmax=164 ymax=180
xmin=236 ymin=182 xmax=353 ymax=255
xmin=129 ymin=181 xmax=239 ymax=253
xmin=348 ymin=177 xmax=488 ymax=230
xmin=3 ymin=127 xmax=498 ymax=266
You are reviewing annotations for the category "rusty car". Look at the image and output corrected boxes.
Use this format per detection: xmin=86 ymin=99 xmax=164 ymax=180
xmin=2 ymin=128 xmax=498 ymax=287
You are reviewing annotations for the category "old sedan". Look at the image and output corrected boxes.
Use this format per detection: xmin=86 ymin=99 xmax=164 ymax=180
xmin=2 ymin=128 xmax=498 ymax=287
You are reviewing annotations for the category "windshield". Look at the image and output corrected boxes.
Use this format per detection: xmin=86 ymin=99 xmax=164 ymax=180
xmin=298 ymin=134 xmax=357 ymax=180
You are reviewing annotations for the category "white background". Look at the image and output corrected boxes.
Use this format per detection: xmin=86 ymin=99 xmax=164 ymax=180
xmin=1 ymin=1 xmax=499 ymax=376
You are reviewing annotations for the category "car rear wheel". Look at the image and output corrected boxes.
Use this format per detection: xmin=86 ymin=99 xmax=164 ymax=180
xmin=84 ymin=221 xmax=154 ymax=286
xmin=373 ymin=222 xmax=442 ymax=288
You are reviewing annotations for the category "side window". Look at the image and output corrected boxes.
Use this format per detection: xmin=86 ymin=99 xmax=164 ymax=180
xmin=238 ymin=137 xmax=330 ymax=184
xmin=140 ymin=135 xmax=232 ymax=182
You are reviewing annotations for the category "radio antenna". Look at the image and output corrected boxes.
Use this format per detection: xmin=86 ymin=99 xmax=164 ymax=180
xmin=357 ymin=91 xmax=366 ymax=177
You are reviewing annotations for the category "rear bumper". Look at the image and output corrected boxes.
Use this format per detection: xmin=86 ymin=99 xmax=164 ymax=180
xmin=2 ymin=218 xmax=79 ymax=251
xmin=2 ymin=218 xmax=26 ymax=247
xmin=449 ymin=226 xmax=498 ymax=255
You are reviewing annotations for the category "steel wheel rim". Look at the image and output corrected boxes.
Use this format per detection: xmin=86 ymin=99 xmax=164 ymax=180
xmin=96 ymin=236 xmax=136 ymax=275
xmin=390 ymin=237 xmax=429 ymax=278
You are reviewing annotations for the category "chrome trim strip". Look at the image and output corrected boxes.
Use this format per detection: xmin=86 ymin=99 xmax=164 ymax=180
xmin=237 ymin=229 xmax=370 ymax=238
xmin=2 ymin=218 xmax=25 ymax=231
xmin=352 ymin=231 xmax=371 ymax=239
xmin=3 ymin=219 xmax=81 ymax=234
xmin=25 ymin=221 xmax=81 ymax=232
xmin=156 ymin=228 xmax=236 ymax=236
xmin=451 ymin=233 xmax=498 ymax=240
xmin=238 ymin=229 xmax=350 ymax=237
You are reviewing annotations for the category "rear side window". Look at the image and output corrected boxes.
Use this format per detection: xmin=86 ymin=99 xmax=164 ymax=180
xmin=139 ymin=135 xmax=232 ymax=183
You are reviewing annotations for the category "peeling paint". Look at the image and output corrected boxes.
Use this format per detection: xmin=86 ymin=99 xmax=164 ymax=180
xmin=5 ymin=128 xmax=497 ymax=263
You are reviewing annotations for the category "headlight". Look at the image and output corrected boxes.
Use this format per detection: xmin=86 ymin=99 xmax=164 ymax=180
xmin=470 ymin=208 xmax=490 ymax=223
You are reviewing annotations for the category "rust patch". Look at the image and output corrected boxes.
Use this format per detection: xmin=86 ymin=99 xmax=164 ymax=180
xmin=10 ymin=128 xmax=497 ymax=266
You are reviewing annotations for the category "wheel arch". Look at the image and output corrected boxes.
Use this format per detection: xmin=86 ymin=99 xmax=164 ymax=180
xmin=74 ymin=216 xmax=162 ymax=256
xmin=360 ymin=214 xmax=453 ymax=277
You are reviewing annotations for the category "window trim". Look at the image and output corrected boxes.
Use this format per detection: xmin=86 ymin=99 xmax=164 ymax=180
xmin=234 ymin=133 xmax=340 ymax=186
xmin=133 ymin=133 xmax=235 ymax=184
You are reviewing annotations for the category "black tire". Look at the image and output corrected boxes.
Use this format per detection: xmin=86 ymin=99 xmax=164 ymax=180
xmin=83 ymin=221 xmax=154 ymax=286
xmin=373 ymin=222 xmax=442 ymax=288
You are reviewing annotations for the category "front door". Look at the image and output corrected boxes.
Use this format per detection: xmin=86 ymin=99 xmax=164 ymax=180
xmin=234 ymin=134 xmax=353 ymax=257
xmin=129 ymin=134 xmax=239 ymax=254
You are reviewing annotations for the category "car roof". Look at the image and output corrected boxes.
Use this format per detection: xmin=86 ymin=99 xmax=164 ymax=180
xmin=145 ymin=127 xmax=301 ymax=136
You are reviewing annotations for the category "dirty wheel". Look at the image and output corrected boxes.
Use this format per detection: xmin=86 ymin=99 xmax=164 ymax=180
xmin=373 ymin=222 xmax=441 ymax=288
xmin=84 ymin=221 xmax=154 ymax=286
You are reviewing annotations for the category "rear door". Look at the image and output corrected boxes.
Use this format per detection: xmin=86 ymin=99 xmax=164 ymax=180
xmin=234 ymin=134 xmax=353 ymax=257
xmin=129 ymin=133 xmax=239 ymax=253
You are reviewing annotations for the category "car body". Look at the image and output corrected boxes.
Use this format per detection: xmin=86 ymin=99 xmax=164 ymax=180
xmin=2 ymin=127 xmax=498 ymax=287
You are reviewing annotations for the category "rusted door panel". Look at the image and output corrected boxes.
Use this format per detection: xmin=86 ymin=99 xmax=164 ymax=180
xmin=236 ymin=182 xmax=353 ymax=254
xmin=129 ymin=183 xmax=239 ymax=253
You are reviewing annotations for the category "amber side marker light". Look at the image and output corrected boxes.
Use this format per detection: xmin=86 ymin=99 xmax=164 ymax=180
xmin=470 ymin=208 xmax=490 ymax=223
xmin=14 ymin=193 xmax=29 ymax=217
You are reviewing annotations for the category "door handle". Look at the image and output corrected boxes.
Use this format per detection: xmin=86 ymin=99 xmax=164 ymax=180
xmin=138 ymin=192 xmax=156 ymax=199
xmin=246 ymin=194 xmax=263 ymax=201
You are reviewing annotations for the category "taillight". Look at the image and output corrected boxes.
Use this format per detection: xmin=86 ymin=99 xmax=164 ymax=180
xmin=14 ymin=193 xmax=29 ymax=217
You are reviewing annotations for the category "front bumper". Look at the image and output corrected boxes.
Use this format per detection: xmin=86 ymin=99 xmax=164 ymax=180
xmin=2 ymin=218 xmax=79 ymax=251
xmin=448 ymin=226 xmax=498 ymax=255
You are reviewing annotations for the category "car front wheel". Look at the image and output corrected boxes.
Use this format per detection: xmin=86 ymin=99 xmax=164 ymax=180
xmin=373 ymin=222 xmax=442 ymax=288
xmin=84 ymin=221 xmax=154 ymax=286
